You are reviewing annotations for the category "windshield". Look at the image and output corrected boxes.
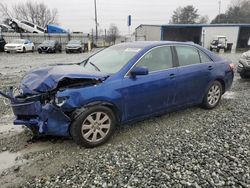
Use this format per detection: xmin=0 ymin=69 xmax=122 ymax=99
xmin=42 ymin=40 xmax=55 ymax=45
xmin=11 ymin=39 xmax=25 ymax=44
xmin=81 ymin=45 xmax=141 ymax=74
xmin=211 ymin=40 xmax=218 ymax=45
xmin=68 ymin=40 xmax=81 ymax=44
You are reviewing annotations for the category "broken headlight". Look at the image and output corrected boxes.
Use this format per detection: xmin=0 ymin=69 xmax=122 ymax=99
xmin=54 ymin=97 xmax=68 ymax=107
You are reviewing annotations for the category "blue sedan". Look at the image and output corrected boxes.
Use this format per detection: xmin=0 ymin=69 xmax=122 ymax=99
xmin=1 ymin=41 xmax=234 ymax=147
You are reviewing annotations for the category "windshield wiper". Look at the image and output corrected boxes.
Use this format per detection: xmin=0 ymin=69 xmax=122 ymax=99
xmin=89 ymin=62 xmax=101 ymax=72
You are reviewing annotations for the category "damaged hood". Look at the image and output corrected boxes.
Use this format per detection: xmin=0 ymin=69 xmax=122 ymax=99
xmin=20 ymin=65 xmax=109 ymax=94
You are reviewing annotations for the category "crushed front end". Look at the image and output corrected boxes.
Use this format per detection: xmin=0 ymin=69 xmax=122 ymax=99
xmin=0 ymin=88 xmax=71 ymax=136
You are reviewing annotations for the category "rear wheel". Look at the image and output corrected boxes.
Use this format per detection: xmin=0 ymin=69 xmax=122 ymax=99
xmin=70 ymin=106 xmax=116 ymax=148
xmin=23 ymin=47 xmax=26 ymax=53
xmin=32 ymin=46 xmax=35 ymax=52
xmin=202 ymin=81 xmax=222 ymax=109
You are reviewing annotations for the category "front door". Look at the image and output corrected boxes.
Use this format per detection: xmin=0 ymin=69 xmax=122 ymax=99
xmin=122 ymin=46 xmax=178 ymax=121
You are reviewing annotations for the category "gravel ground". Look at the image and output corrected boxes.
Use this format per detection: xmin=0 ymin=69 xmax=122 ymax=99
xmin=0 ymin=51 xmax=249 ymax=188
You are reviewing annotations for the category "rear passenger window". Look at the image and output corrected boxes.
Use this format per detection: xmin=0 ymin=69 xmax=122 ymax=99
xmin=199 ymin=51 xmax=212 ymax=63
xmin=136 ymin=46 xmax=173 ymax=72
xmin=176 ymin=46 xmax=200 ymax=66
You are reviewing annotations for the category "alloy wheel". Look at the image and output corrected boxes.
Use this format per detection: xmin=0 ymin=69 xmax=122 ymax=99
xmin=207 ymin=85 xmax=221 ymax=106
xmin=81 ymin=112 xmax=111 ymax=143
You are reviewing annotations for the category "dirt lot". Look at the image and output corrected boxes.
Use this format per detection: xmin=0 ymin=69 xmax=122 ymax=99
xmin=0 ymin=51 xmax=249 ymax=188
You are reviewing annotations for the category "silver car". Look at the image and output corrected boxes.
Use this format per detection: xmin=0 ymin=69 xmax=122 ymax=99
xmin=238 ymin=50 xmax=250 ymax=78
xmin=65 ymin=40 xmax=84 ymax=53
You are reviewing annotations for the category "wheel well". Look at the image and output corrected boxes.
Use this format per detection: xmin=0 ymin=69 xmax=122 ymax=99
xmin=216 ymin=79 xmax=225 ymax=94
xmin=71 ymin=101 xmax=121 ymax=124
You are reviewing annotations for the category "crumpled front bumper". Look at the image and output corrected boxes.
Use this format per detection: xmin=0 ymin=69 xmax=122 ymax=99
xmin=0 ymin=89 xmax=71 ymax=137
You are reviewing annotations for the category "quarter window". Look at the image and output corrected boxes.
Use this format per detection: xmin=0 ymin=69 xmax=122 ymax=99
xmin=136 ymin=46 xmax=173 ymax=72
xmin=199 ymin=51 xmax=212 ymax=63
xmin=176 ymin=46 xmax=200 ymax=66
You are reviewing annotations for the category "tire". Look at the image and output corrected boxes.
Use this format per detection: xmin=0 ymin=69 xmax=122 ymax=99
xmin=29 ymin=126 xmax=39 ymax=136
xmin=79 ymin=48 xmax=83 ymax=53
xmin=6 ymin=51 xmax=10 ymax=53
xmin=23 ymin=47 xmax=26 ymax=53
xmin=11 ymin=22 xmax=18 ymax=30
xmin=240 ymin=72 xmax=248 ymax=79
xmin=66 ymin=50 xmax=69 ymax=54
xmin=70 ymin=106 xmax=116 ymax=148
xmin=38 ymin=49 xmax=42 ymax=54
xmin=32 ymin=47 xmax=35 ymax=52
xmin=202 ymin=81 xmax=223 ymax=109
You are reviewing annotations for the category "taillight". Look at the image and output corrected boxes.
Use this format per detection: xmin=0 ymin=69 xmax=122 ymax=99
xmin=229 ymin=63 xmax=235 ymax=71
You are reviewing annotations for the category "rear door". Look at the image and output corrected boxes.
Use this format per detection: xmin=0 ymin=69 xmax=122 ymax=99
xmin=122 ymin=46 xmax=178 ymax=120
xmin=174 ymin=45 xmax=214 ymax=106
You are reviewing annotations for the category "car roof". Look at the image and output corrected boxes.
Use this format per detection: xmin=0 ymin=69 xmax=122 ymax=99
xmin=115 ymin=41 xmax=199 ymax=49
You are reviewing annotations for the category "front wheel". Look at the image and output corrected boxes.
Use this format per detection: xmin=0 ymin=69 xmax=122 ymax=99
xmin=202 ymin=81 xmax=223 ymax=109
xmin=70 ymin=106 xmax=116 ymax=148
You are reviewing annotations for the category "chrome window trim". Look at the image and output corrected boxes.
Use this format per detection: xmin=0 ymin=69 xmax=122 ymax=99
xmin=124 ymin=44 xmax=174 ymax=78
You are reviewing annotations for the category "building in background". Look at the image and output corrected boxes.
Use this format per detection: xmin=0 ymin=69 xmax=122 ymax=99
xmin=135 ymin=24 xmax=250 ymax=51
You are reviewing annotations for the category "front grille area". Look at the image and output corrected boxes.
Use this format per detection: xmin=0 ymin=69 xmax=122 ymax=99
xmin=7 ymin=46 xmax=16 ymax=49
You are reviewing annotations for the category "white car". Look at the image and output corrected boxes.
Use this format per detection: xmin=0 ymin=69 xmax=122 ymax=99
xmin=9 ymin=18 xmax=45 ymax=34
xmin=4 ymin=39 xmax=35 ymax=53
xmin=0 ymin=24 xmax=15 ymax=32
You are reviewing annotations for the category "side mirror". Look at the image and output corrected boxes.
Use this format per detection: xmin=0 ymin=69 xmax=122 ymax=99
xmin=130 ymin=66 xmax=149 ymax=77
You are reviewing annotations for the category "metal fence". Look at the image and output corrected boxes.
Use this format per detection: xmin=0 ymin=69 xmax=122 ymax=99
xmin=0 ymin=32 xmax=109 ymax=49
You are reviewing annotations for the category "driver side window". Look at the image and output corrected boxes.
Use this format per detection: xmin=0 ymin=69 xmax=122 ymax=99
xmin=136 ymin=46 xmax=173 ymax=72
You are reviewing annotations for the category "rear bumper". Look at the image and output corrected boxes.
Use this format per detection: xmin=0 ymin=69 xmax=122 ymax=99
xmin=1 ymin=89 xmax=71 ymax=136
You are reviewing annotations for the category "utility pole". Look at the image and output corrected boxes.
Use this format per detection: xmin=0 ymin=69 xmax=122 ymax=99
xmin=218 ymin=0 xmax=221 ymax=23
xmin=94 ymin=0 xmax=98 ymax=42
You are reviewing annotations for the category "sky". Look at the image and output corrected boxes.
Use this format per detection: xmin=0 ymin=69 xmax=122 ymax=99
xmin=1 ymin=0 xmax=232 ymax=34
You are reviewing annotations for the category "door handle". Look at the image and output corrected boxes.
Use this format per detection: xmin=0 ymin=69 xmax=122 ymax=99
xmin=208 ymin=66 xmax=213 ymax=70
xmin=169 ymin=73 xmax=176 ymax=79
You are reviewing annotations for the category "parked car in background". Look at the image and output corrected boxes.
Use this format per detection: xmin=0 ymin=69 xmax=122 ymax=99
xmin=37 ymin=40 xmax=62 ymax=53
xmin=4 ymin=39 xmax=34 ymax=53
xmin=0 ymin=42 xmax=234 ymax=147
xmin=238 ymin=50 xmax=250 ymax=78
xmin=0 ymin=24 xmax=15 ymax=32
xmin=66 ymin=40 xmax=84 ymax=53
xmin=0 ymin=37 xmax=6 ymax=52
xmin=9 ymin=18 xmax=45 ymax=33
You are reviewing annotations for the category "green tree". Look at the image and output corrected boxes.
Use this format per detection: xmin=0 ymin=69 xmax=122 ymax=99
xmin=170 ymin=5 xmax=199 ymax=24
xmin=211 ymin=0 xmax=250 ymax=23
